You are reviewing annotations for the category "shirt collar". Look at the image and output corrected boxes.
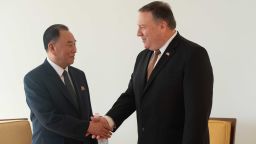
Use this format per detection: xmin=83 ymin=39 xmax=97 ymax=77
xmin=158 ymin=30 xmax=177 ymax=54
xmin=47 ymin=57 xmax=68 ymax=77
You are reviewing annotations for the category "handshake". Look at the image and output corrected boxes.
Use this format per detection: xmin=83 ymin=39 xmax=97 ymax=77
xmin=86 ymin=114 xmax=113 ymax=140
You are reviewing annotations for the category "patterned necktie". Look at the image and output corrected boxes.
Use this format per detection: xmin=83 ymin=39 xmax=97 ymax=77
xmin=147 ymin=50 xmax=161 ymax=80
xmin=63 ymin=70 xmax=78 ymax=108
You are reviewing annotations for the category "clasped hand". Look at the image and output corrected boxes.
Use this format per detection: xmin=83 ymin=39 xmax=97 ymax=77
xmin=87 ymin=115 xmax=112 ymax=139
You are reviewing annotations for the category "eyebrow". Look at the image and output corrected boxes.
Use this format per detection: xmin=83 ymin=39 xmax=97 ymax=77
xmin=67 ymin=40 xmax=76 ymax=43
xmin=138 ymin=25 xmax=146 ymax=27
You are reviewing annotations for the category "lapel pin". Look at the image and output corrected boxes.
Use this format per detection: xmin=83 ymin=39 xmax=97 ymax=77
xmin=81 ymin=86 xmax=86 ymax=91
xmin=166 ymin=52 xmax=170 ymax=56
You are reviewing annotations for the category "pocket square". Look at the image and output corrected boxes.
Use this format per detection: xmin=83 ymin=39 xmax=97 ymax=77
xmin=81 ymin=86 xmax=86 ymax=91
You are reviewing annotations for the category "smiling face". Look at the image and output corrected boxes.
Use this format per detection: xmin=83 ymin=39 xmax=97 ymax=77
xmin=48 ymin=30 xmax=77 ymax=68
xmin=137 ymin=11 xmax=166 ymax=51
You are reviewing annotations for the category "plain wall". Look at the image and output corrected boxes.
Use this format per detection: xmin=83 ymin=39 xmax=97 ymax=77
xmin=0 ymin=0 xmax=255 ymax=143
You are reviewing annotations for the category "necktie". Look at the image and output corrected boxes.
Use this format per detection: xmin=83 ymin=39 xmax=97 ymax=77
xmin=147 ymin=50 xmax=161 ymax=80
xmin=63 ymin=70 xmax=78 ymax=108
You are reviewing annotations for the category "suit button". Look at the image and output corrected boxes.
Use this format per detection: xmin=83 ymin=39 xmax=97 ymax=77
xmin=142 ymin=128 xmax=145 ymax=131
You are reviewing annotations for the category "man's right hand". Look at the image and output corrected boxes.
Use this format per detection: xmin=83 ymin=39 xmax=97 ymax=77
xmin=87 ymin=117 xmax=112 ymax=139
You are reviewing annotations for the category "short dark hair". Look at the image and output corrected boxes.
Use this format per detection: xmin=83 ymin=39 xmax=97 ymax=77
xmin=43 ymin=24 xmax=69 ymax=51
xmin=139 ymin=1 xmax=176 ymax=29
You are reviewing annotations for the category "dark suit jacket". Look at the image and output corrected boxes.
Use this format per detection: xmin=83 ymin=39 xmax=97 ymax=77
xmin=24 ymin=60 xmax=97 ymax=144
xmin=107 ymin=33 xmax=213 ymax=144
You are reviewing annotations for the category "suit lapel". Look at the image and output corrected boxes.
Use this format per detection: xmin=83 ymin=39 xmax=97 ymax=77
xmin=141 ymin=51 xmax=153 ymax=89
xmin=68 ymin=67 xmax=82 ymax=111
xmin=135 ymin=51 xmax=152 ymax=105
xmin=43 ymin=60 xmax=80 ymax=112
xmin=142 ymin=34 xmax=180 ymax=97
xmin=69 ymin=67 xmax=92 ymax=119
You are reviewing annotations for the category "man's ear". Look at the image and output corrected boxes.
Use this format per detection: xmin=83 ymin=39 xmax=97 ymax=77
xmin=48 ymin=41 xmax=56 ymax=55
xmin=160 ymin=20 xmax=168 ymax=31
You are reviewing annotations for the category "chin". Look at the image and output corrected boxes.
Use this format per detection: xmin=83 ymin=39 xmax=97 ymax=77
xmin=71 ymin=59 xmax=75 ymax=63
xmin=68 ymin=61 xmax=74 ymax=65
xmin=146 ymin=47 xmax=155 ymax=51
xmin=144 ymin=45 xmax=150 ymax=49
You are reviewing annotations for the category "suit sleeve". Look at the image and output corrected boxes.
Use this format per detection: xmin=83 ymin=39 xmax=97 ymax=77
xmin=106 ymin=74 xmax=136 ymax=131
xmin=106 ymin=51 xmax=146 ymax=131
xmin=24 ymin=74 xmax=89 ymax=141
xmin=182 ymin=47 xmax=213 ymax=144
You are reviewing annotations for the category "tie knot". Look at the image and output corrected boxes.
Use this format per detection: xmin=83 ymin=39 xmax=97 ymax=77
xmin=154 ymin=50 xmax=161 ymax=56
xmin=63 ymin=70 xmax=68 ymax=76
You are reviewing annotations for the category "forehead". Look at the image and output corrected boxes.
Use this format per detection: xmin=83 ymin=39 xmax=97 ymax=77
xmin=138 ymin=11 xmax=155 ymax=25
xmin=58 ymin=30 xmax=75 ymax=41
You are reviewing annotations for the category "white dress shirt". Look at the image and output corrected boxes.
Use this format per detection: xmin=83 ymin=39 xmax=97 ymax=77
xmin=154 ymin=30 xmax=177 ymax=67
xmin=47 ymin=57 xmax=69 ymax=84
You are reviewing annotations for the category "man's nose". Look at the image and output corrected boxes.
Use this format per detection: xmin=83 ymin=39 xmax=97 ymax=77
xmin=73 ymin=45 xmax=77 ymax=53
xmin=137 ymin=29 xmax=142 ymax=37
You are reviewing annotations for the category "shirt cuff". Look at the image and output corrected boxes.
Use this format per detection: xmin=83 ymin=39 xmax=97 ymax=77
xmin=103 ymin=115 xmax=115 ymax=129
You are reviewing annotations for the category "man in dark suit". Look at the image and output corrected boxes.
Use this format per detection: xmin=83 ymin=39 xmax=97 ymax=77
xmin=24 ymin=24 xmax=111 ymax=144
xmin=99 ymin=1 xmax=213 ymax=144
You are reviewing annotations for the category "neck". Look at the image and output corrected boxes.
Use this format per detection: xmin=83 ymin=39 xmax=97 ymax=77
xmin=47 ymin=53 xmax=67 ymax=69
xmin=164 ymin=29 xmax=176 ymax=42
